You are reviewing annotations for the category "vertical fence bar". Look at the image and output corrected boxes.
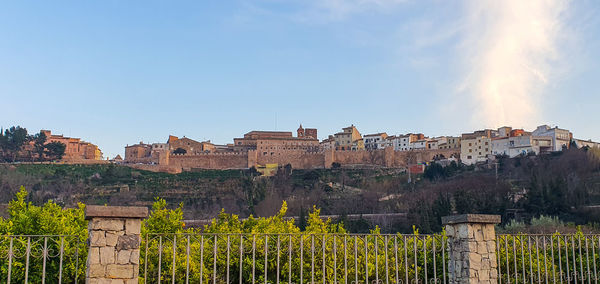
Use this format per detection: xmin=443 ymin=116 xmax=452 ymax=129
xmin=333 ymin=235 xmax=337 ymax=284
xmin=550 ymin=235 xmax=555 ymax=284
xmin=585 ymin=236 xmax=590 ymax=284
xmin=252 ymin=235 xmax=256 ymax=284
xmin=432 ymin=235 xmax=437 ymax=284
xmin=172 ymin=236 xmax=177 ymax=284
xmin=213 ymin=235 xmax=218 ymax=284
xmin=7 ymin=237 xmax=13 ymax=284
xmin=264 ymin=235 xmax=269 ymax=284
xmin=288 ymin=235 xmax=292 ymax=284
xmin=572 ymin=235 xmax=577 ymax=283
xmin=322 ymin=235 xmax=326 ymax=284
xmin=311 ymin=235 xmax=315 ymax=284
xmin=354 ymin=236 xmax=358 ymax=284
xmin=385 ymin=236 xmax=389 ymax=284
xmin=186 ymin=235 xmax=190 ymax=284
xmin=375 ymin=235 xmax=379 ymax=284
xmin=158 ymin=236 xmax=163 ymax=284
xmin=520 ymin=235 xmax=525 ymax=284
xmin=59 ymin=236 xmax=64 ymax=284
xmin=344 ymin=236 xmax=348 ymax=284
xmin=593 ymin=236 xmax=597 ymax=283
xmin=559 ymin=236 xmax=571 ymax=283
xmin=227 ymin=235 xmax=231 ymax=284
xmin=200 ymin=235 xmax=204 ymax=284
xmin=512 ymin=236 xmax=517 ymax=283
xmin=414 ymin=235 xmax=418 ymax=284
xmin=277 ymin=235 xmax=280 ymax=284
xmin=423 ymin=236 xmax=428 ymax=284
xmin=365 ymin=235 xmax=369 ymax=284
xmin=578 ymin=235 xmax=584 ymax=283
xmin=535 ymin=236 xmax=540 ymax=284
xmin=505 ymin=236 xmax=510 ymax=284
xmin=240 ymin=235 xmax=244 ymax=284
xmin=300 ymin=235 xmax=304 ymax=284
xmin=497 ymin=237 xmax=502 ymax=284
xmin=25 ymin=237 xmax=31 ymax=284
xmin=404 ymin=236 xmax=409 ymax=284
xmin=529 ymin=236 xmax=533 ymax=284
xmin=395 ymin=236 xmax=399 ymax=284
xmin=42 ymin=237 xmax=48 ymax=284
xmin=543 ymin=236 xmax=548 ymax=284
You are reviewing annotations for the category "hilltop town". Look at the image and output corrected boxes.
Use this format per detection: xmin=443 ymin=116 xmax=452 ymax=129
xmin=2 ymin=124 xmax=599 ymax=174
xmin=120 ymin=124 xmax=600 ymax=174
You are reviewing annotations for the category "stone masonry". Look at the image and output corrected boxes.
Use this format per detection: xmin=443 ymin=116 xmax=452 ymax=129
xmin=442 ymin=214 xmax=501 ymax=284
xmin=85 ymin=205 xmax=148 ymax=284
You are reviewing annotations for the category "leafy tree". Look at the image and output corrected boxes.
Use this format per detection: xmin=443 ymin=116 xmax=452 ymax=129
xmin=1 ymin=126 xmax=28 ymax=161
xmin=45 ymin=141 xmax=66 ymax=161
xmin=33 ymin=131 xmax=47 ymax=161
xmin=0 ymin=186 xmax=87 ymax=282
xmin=173 ymin=147 xmax=187 ymax=154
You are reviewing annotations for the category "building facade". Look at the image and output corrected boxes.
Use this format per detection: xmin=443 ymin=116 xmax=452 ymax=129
xmin=363 ymin=133 xmax=388 ymax=150
xmin=40 ymin=130 xmax=103 ymax=161
xmin=334 ymin=125 xmax=363 ymax=151
xmin=531 ymin=125 xmax=572 ymax=151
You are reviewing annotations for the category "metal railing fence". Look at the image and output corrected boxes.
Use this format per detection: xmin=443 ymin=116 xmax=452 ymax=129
xmin=141 ymin=233 xmax=448 ymax=284
xmin=496 ymin=234 xmax=600 ymax=284
xmin=0 ymin=235 xmax=85 ymax=284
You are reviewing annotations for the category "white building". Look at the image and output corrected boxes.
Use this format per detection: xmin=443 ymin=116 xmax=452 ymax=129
xmin=379 ymin=135 xmax=396 ymax=149
xmin=411 ymin=139 xmax=428 ymax=150
xmin=491 ymin=136 xmax=553 ymax=157
xmin=396 ymin=133 xmax=424 ymax=151
xmin=531 ymin=125 xmax=572 ymax=152
xmin=363 ymin=133 xmax=388 ymax=150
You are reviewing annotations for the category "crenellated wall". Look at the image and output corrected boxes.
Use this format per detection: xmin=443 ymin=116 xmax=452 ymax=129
xmin=168 ymin=152 xmax=249 ymax=170
xmin=126 ymin=148 xmax=459 ymax=172
xmin=256 ymin=150 xmax=324 ymax=169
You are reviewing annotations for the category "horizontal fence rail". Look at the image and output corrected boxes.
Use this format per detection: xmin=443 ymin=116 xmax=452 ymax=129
xmin=0 ymin=235 xmax=85 ymax=284
xmin=141 ymin=233 xmax=448 ymax=284
xmin=496 ymin=234 xmax=600 ymax=284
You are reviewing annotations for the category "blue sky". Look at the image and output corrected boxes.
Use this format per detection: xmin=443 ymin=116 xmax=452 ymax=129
xmin=1 ymin=0 xmax=599 ymax=158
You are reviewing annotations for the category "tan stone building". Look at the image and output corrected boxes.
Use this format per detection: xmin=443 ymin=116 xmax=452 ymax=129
xmin=234 ymin=129 xmax=320 ymax=156
xmin=124 ymin=142 xmax=153 ymax=163
xmin=40 ymin=130 xmax=103 ymax=160
xmin=167 ymin=135 xmax=215 ymax=154
xmin=460 ymin=129 xmax=498 ymax=165
xmin=334 ymin=125 xmax=363 ymax=151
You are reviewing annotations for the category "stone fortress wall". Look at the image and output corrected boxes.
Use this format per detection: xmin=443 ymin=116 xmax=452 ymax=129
xmin=133 ymin=147 xmax=459 ymax=172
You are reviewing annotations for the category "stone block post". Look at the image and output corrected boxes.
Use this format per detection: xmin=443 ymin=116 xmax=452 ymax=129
xmin=442 ymin=214 xmax=501 ymax=284
xmin=85 ymin=205 xmax=148 ymax=284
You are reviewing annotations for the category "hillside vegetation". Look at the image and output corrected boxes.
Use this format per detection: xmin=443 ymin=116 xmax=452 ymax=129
xmin=1 ymin=147 xmax=599 ymax=233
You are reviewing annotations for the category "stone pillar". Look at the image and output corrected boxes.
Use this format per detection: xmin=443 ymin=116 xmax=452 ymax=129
xmin=442 ymin=214 xmax=501 ymax=284
xmin=85 ymin=205 xmax=148 ymax=284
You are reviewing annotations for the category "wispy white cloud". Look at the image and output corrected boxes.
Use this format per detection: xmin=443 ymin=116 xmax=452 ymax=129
xmin=455 ymin=0 xmax=570 ymax=129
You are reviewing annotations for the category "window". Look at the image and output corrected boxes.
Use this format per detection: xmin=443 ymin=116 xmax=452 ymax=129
xmin=467 ymin=155 xmax=472 ymax=159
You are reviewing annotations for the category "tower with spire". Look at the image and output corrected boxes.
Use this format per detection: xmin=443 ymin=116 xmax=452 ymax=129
xmin=297 ymin=124 xmax=305 ymax=137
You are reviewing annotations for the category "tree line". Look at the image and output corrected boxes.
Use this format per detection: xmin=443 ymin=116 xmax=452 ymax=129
xmin=0 ymin=126 xmax=66 ymax=162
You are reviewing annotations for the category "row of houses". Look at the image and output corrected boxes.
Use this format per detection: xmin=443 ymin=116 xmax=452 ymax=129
xmin=124 ymin=123 xmax=599 ymax=167
xmin=323 ymin=124 xmax=599 ymax=166
xmin=319 ymin=125 xmax=461 ymax=152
